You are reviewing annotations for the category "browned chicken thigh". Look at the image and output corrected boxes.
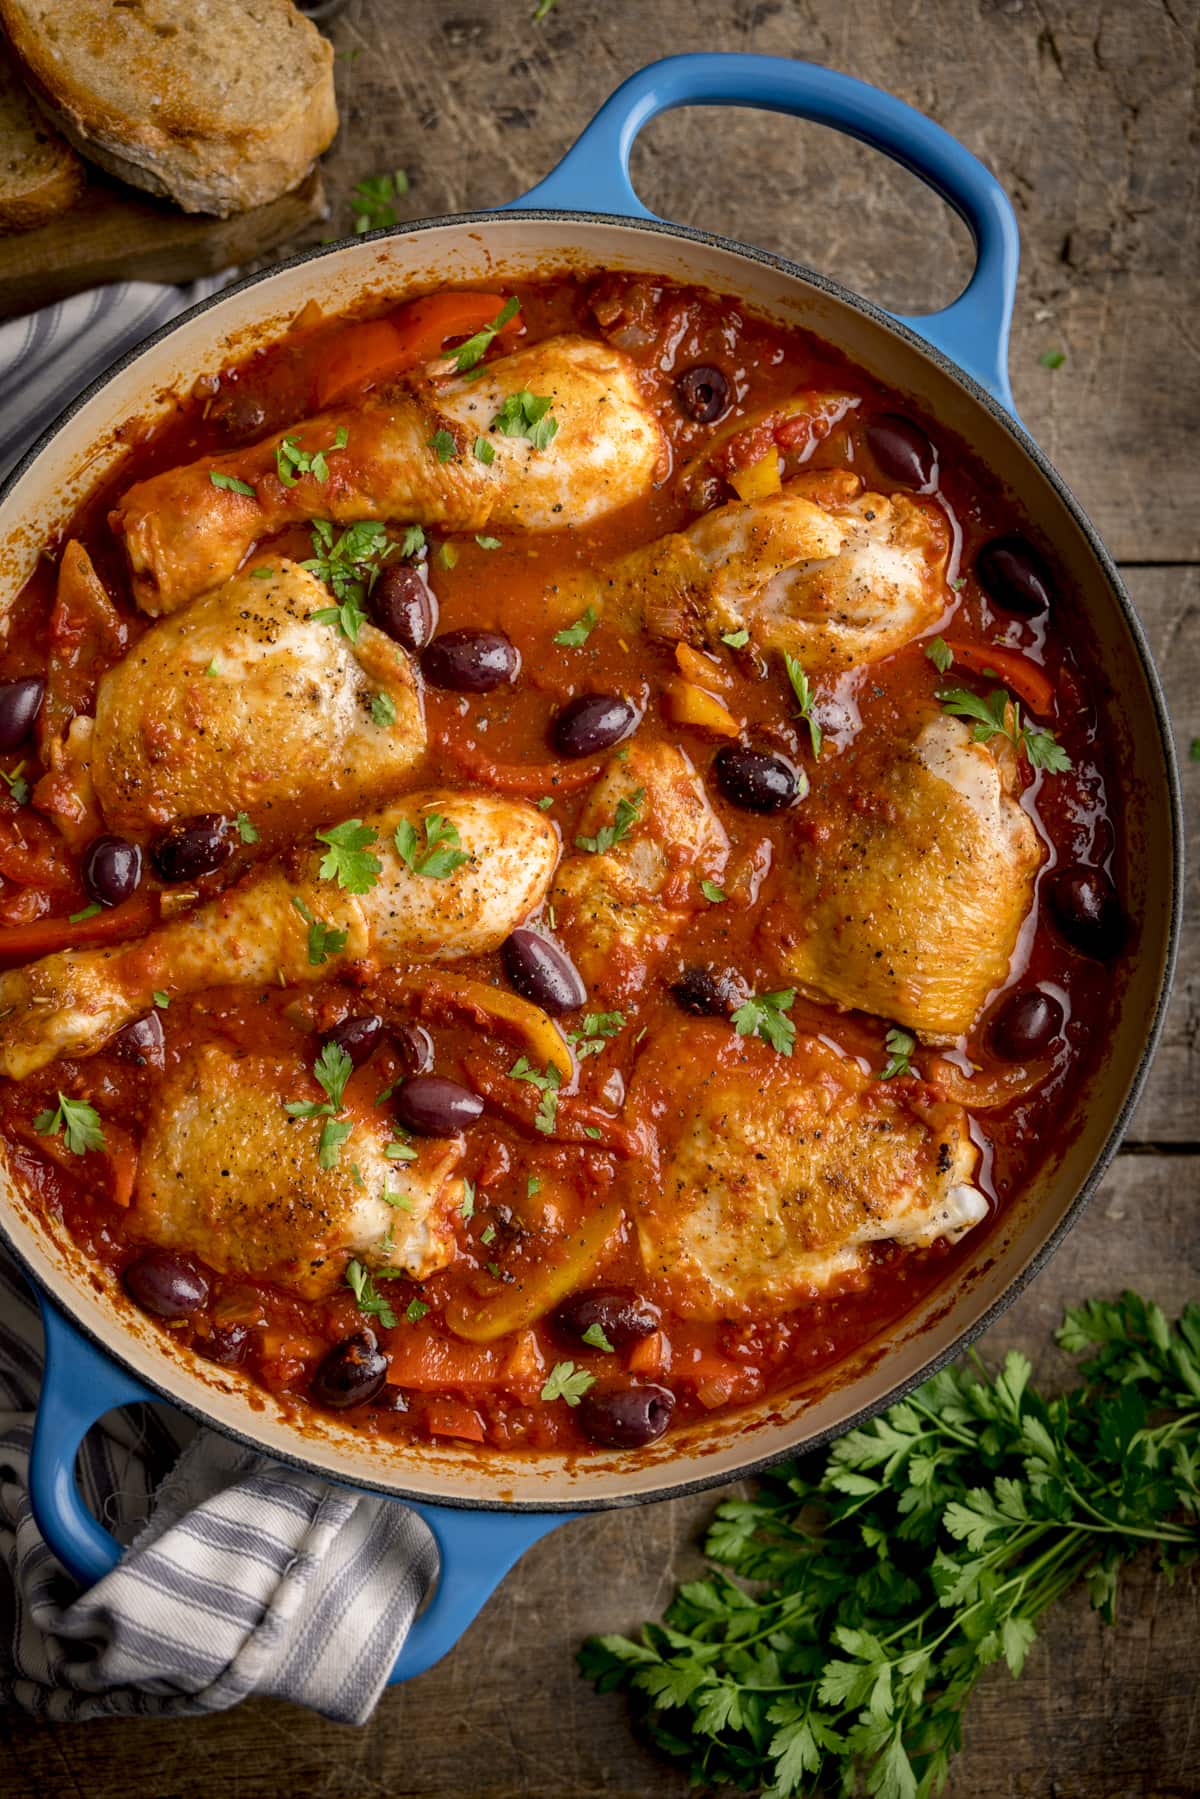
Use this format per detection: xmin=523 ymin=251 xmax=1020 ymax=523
xmin=111 ymin=335 xmax=665 ymax=614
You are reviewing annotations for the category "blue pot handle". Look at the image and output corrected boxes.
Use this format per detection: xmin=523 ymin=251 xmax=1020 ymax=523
xmin=32 ymin=1296 xmax=571 ymax=1682
xmin=507 ymin=52 xmax=1019 ymax=410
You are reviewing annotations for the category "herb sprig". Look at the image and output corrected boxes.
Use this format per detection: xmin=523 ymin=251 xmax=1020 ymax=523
xmin=302 ymin=519 xmax=398 ymax=643
xmin=938 ymin=685 xmax=1071 ymax=773
xmin=582 ymin=1290 xmax=1200 ymax=1799
xmin=33 ymin=1092 xmax=105 ymax=1156
xmin=394 ymin=813 xmax=470 ymax=880
xmin=731 ymin=988 xmax=796 ymax=1057
xmin=575 ymin=787 xmax=644 ymax=855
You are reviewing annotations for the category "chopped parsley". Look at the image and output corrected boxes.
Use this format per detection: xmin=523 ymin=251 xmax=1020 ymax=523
xmin=429 ymin=429 xmax=458 ymax=462
xmin=491 ymin=389 xmax=559 ymax=450
xmin=399 ymin=523 xmax=427 ymax=559
xmin=1189 ymin=737 xmax=1200 ymax=762
xmin=251 ymin=566 xmax=274 ymax=580
xmin=208 ymin=470 xmax=256 ymax=497
xmin=479 ymin=1222 xmax=497 ymax=1246
xmin=382 ymin=1189 xmax=415 ymax=1212
xmin=554 ymin=604 xmax=598 ymax=647
xmin=581 ymin=1322 xmax=615 ymax=1353
xmin=474 ymin=436 xmax=496 ymax=465
xmin=371 ymin=691 xmax=397 ymax=728
xmin=476 ymin=534 xmax=502 ymax=551
xmin=275 ymin=426 xmax=348 ymax=487
xmin=284 ymin=1042 xmax=355 ymax=1168
xmin=152 ymin=991 xmax=170 ymax=1009
xmin=436 ymin=541 xmax=459 ymax=570
xmin=925 ymin=635 xmax=953 ymax=674
xmin=351 ymin=168 xmax=408 ymax=235
xmin=460 ymin=1178 xmax=476 ymax=1221
xmin=720 ymin=627 xmax=750 ymax=649
xmin=731 ymin=988 xmax=796 ymax=1057
xmin=1038 ymin=348 xmax=1066 ymax=369
xmin=290 ymin=893 xmax=349 ymax=966
xmin=700 ymin=879 xmax=726 ymax=904
xmin=526 ymin=1173 xmax=541 ymax=1198
xmin=33 ymin=1092 xmax=105 ymax=1156
xmin=203 ymin=660 xmax=220 ymax=678
xmin=0 ymin=762 xmax=29 ymax=806
xmin=302 ymin=518 xmax=397 ymax=644
xmin=938 ymin=685 xmax=1072 ymax=773
xmin=880 ymin=1026 xmax=916 ymax=1080
xmin=575 ymin=786 xmax=644 ymax=854
xmin=315 ymin=819 xmax=382 ymax=893
xmin=234 ymin=810 xmax=259 ymax=844
xmin=537 ymin=796 xmax=554 ymax=810
xmin=452 ymin=296 xmax=520 ymax=372
xmin=568 ymin=1011 xmax=625 ymax=1060
xmin=394 ymin=813 xmax=470 ymax=880
xmin=541 ymin=1360 xmax=596 ymax=1406
xmin=784 ymin=653 xmax=823 ymax=758
xmin=406 ymin=1297 xmax=429 ymax=1323
xmin=510 ymin=1056 xmax=562 ymax=1133
xmin=386 ymin=1139 xmax=418 ymax=1161
xmin=345 ymin=1258 xmax=397 ymax=1328
xmin=68 ymin=901 xmax=102 ymax=923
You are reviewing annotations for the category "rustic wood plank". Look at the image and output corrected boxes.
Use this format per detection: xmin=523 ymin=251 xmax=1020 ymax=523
xmin=0 ymin=1154 xmax=1195 ymax=1798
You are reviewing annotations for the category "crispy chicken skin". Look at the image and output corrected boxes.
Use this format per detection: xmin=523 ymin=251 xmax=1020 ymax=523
xmin=551 ymin=470 xmax=948 ymax=674
xmin=135 ymin=1044 xmax=462 ymax=1298
xmin=767 ymin=714 xmax=1042 ymax=1041
xmin=627 ymin=1020 xmax=986 ymax=1320
xmin=0 ymin=790 xmax=558 ymax=1078
xmin=549 ymin=742 xmax=728 ymax=1002
xmin=110 ymin=335 xmax=665 ymax=615
xmin=91 ymin=559 xmax=425 ymax=842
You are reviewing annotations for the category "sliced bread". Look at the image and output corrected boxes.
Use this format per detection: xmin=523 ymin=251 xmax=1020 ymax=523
xmin=0 ymin=0 xmax=337 ymax=218
xmin=0 ymin=33 xmax=85 ymax=232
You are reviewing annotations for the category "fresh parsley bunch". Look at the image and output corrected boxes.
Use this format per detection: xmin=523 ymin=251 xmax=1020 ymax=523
xmin=581 ymin=1292 xmax=1200 ymax=1799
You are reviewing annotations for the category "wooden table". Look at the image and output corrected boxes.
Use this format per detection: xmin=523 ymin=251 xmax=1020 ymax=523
xmin=3 ymin=2 xmax=1197 ymax=1793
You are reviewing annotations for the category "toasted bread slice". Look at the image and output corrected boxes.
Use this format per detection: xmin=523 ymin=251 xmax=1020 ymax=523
xmin=0 ymin=33 xmax=84 ymax=232
xmin=0 ymin=0 xmax=337 ymax=218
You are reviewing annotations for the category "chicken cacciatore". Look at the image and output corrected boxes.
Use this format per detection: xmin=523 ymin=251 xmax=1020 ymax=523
xmin=0 ymin=275 xmax=1124 ymax=1455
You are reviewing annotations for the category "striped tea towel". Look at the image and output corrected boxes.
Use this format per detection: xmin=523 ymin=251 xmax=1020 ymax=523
xmin=0 ymin=282 xmax=438 ymax=1721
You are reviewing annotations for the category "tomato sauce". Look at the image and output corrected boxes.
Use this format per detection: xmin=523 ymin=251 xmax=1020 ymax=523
xmin=0 ymin=273 xmax=1121 ymax=1454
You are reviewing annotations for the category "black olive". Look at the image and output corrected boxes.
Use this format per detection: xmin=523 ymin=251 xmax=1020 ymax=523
xmin=677 ymin=365 xmax=730 ymax=424
xmin=976 ymin=537 xmax=1055 ymax=617
xmin=578 ymin=1383 xmax=676 ymax=1449
xmin=393 ymin=1075 xmax=483 ymax=1136
xmin=0 ymin=676 xmax=45 ymax=751
xmin=321 ymin=1013 xmax=383 ymax=1068
xmin=551 ymin=693 xmax=640 ymax=759
xmin=670 ymin=966 xmax=746 ymax=1017
xmin=714 ymin=745 xmax=804 ymax=813
xmin=1047 ymin=865 xmax=1124 ymax=960
xmin=502 ymin=928 xmax=588 ymax=1015
xmin=866 ymin=413 xmax=938 ymax=488
xmin=394 ymin=1022 xmax=435 ymax=1074
xmin=82 ymin=835 xmax=143 ymax=908
xmin=311 ymin=1330 xmax=388 ymax=1410
xmin=122 ymin=1249 xmax=209 ymax=1320
xmin=370 ymin=563 xmax=438 ymax=651
xmin=151 ymin=814 xmax=235 ymax=883
xmin=553 ymin=1287 xmax=661 ymax=1350
xmin=422 ymin=629 xmax=519 ymax=693
xmin=197 ymin=1323 xmax=251 ymax=1367
xmin=112 ymin=1010 xmax=165 ymax=1069
xmin=987 ymin=987 xmax=1066 ymax=1061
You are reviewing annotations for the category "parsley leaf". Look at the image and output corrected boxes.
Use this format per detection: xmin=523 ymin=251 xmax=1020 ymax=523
xmin=235 ymin=810 xmax=259 ymax=844
xmin=318 ymin=1116 xmax=355 ymax=1169
xmin=475 ymin=534 xmax=502 ymax=551
xmin=700 ymin=879 xmax=726 ymax=904
xmin=474 ymin=436 xmax=496 ymax=465
xmin=1039 ymin=348 xmax=1066 ymax=369
xmin=575 ymin=786 xmax=644 ymax=854
xmin=731 ymin=988 xmax=796 ymax=1057
xmin=938 ymin=685 xmax=1071 ymax=774
xmin=351 ymin=168 xmax=408 ymax=235
xmin=452 ymin=295 xmax=520 ymax=372
xmin=275 ymin=426 xmax=348 ymax=487
xmin=0 ymin=762 xmax=29 ymax=806
xmin=429 ymin=429 xmax=458 ymax=462
xmin=880 ymin=1026 xmax=916 ymax=1079
xmin=784 ymin=652 xmax=823 ymax=757
xmin=568 ymin=1011 xmax=625 ymax=1060
xmin=492 ymin=389 xmax=559 ymax=450
xmin=345 ymin=1258 xmax=397 ymax=1328
xmin=582 ymin=1322 xmax=615 ymax=1353
xmin=33 ymin=1091 xmax=105 ymax=1155
xmin=284 ymin=1043 xmax=355 ymax=1167
xmin=406 ymin=1297 xmax=430 ymax=1323
xmin=925 ymin=635 xmax=953 ymax=674
xmin=290 ymin=894 xmax=348 ymax=966
xmin=510 ymin=1056 xmax=562 ymax=1133
xmin=208 ymin=470 xmax=256 ymax=497
xmin=541 ymin=1360 xmax=596 ymax=1406
xmin=371 ymin=691 xmax=397 ymax=728
xmin=394 ymin=813 xmax=470 ymax=880
xmin=68 ymin=902 xmax=102 ymax=923
xmin=315 ymin=819 xmax=382 ymax=893
xmin=720 ymin=627 xmax=750 ymax=649
xmin=302 ymin=518 xmax=396 ymax=643
xmin=152 ymin=991 xmax=170 ymax=1009
xmin=554 ymin=604 xmax=598 ymax=647
xmin=460 ymin=1178 xmax=476 ymax=1221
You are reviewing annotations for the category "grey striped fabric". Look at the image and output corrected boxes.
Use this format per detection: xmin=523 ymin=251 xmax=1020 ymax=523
xmin=0 ymin=284 xmax=438 ymax=1720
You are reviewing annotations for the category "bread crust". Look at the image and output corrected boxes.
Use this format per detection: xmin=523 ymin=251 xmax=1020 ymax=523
xmin=0 ymin=33 xmax=85 ymax=232
xmin=0 ymin=1 xmax=337 ymax=217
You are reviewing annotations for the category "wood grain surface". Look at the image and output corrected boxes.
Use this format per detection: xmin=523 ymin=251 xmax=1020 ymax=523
xmin=1 ymin=2 xmax=1197 ymax=1794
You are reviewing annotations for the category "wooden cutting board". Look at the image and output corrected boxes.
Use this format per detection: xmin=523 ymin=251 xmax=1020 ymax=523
xmin=0 ymin=168 xmax=327 ymax=321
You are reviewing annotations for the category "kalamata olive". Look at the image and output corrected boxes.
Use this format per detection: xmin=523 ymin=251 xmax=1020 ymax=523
xmin=310 ymin=1330 xmax=388 ymax=1410
xmin=392 ymin=1074 xmax=484 ymax=1136
xmin=212 ymin=388 xmax=267 ymax=440
xmin=321 ymin=1013 xmax=383 ymax=1068
xmin=422 ymin=629 xmax=519 ymax=693
xmin=197 ymin=1323 xmax=250 ymax=1367
xmin=553 ymin=1286 xmax=661 ymax=1350
xmin=670 ymin=966 xmax=746 ymax=1017
xmin=976 ymin=536 xmax=1055 ymax=616
xmin=551 ymin=693 xmax=640 ymax=759
xmin=113 ymin=1010 xmax=165 ymax=1069
xmin=151 ymin=813 xmax=235 ymax=883
xmin=370 ymin=562 xmax=438 ymax=651
xmin=677 ymin=364 xmax=730 ymax=424
xmin=1048 ymin=864 xmax=1124 ymax=960
xmin=502 ymin=927 xmax=588 ymax=1014
xmin=987 ymin=987 xmax=1065 ymax=1061
xmin=714 ymin=744 xmax=804 ymax=813
xmin=122 ymin=1248 xmax=209 ymax=1320
xmin=579 ymin=1382 xmax=676 ymax=1449
xmin=0 ymin=675 xmax=45 ymax=750
xmin=866 ymin=413 xmax=938 ymax=489
xmin=395 ymin=1021 xmax=435 ymax=1074
xmin=82 ymin=834 xmax=143 ymax=908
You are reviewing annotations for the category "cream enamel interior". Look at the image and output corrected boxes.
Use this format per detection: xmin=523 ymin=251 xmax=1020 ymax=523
xmin=0 ymin=217 xmax=1177 ymax=1508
